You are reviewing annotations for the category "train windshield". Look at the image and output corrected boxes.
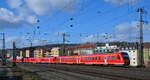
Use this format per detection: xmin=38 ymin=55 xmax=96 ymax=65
xmin=121 ymin=52 xmax=129 ymax=60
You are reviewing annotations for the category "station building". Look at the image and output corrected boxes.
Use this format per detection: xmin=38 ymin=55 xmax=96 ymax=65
xmin=73 ymin=44 xmax=96 ymax=55
xmin=50 ymin=47 xmax=60 ymax=57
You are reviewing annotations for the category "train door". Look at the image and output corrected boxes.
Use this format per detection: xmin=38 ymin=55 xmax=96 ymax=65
xmin=53 ymin=57 xmax=56 ymax=63
xmin=38 ymin=58 xmax=40 ymax=63
xmin=104 ymin=56 xmax=107 ymax=64
xmin=78 ymin=57 xmax=80 ymax=64
xmin=77 ymin=57 xmax=78 ymax=64
xmin=49 ymin=58 xmax=50 ymax=63
xmin=60 ymin=57 xmax=61 ymax=63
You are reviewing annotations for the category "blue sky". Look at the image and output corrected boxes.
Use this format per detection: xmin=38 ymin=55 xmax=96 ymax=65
xmin=0 ymin=0 xmax=150 ymax=48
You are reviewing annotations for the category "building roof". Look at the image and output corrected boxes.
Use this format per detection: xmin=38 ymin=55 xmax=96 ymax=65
xmin=77 ymin=44 xmax=96 ymax=48
xmin=144 ymin=43 xmax=150 ymax=48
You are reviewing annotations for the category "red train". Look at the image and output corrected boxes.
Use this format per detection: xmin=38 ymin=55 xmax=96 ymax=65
xmin=10 ymin=52 xmax=130 ymax=66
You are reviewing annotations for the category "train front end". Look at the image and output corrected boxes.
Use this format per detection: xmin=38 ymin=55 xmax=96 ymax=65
xmin=121 ymin=52 xmax=130 ymax=66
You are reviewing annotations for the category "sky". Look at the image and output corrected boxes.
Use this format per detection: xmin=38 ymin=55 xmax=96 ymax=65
xmin=0 ymin=0 xmax=150 ymax=48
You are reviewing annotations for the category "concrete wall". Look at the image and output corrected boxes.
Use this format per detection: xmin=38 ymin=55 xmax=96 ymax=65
xmin=144 ymin=48 xmax=150 ymax=67
xmin=34 ymin=49 xmax=43 ymax=58
xmin=120 ymin=49 xmax=140 ymax=67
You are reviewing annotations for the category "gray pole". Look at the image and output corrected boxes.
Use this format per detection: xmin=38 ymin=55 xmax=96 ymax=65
xmin=80 ymin=33 xmax=82 ymax=43
xmin=13 ymin=41 xmax=16 ymax=66
xmin=62 ymin=33 xmax=66 ymax=56
xmin=30 ymin=41 xmax=32 ymax=47
xmin=137 ymin=8 xmax=144 ymax=67
xmin=2 ymin=33 xmax=6 ymax=65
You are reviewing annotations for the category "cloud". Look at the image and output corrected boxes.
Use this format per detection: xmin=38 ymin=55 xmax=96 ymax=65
xmin=24 ymin=0 xmax=78 ymax=15
xmin=0 ymin=8 xmax=22 ymax=23
xmin=80 ymin=35 xmax=96 ymax=43
xmin=31 ymin=38 xmax=54 ymax=46
xmin=104 ymin=0 xmax=139 ymax=5
xmin=7 ymin=0 xmax=23 ymax=8
xmin=6 ymin=36 xmax=49 ymax=48
xmin=0 ymin=8 xmax=24 ymax=29
xmin=26 ymin=16 xmax=38 ymax=24
xmin=0 ymin=8 xmax=37 ymax=30
xmin=6 ymin=37 xmax=19 ymax=43
xmin=114 ymin=21 xmax=138 ymax=41
xmin=80 ymin=34 xmax=103 ymax=43
xmin=144 ymin=23 xmax=150 ymax=30
xmin=6 ymin=36 xmax=26 ymax=48
xmin=54 ymin=30 xmax=66 ymax=36
xmin=114 ymin=21 xmax=150 ymax=42
xmin=25 ymin=0 xmax=52 ymax=15
xmin=80 ymin=33 xmax=114 ymax=43
xmin=0 ymin=0 xmax=81 ymax=30
xmin=5 ymin=36 xmax=52 ymax=48
xmin=80 ymin=21 xmax=150 ymax=43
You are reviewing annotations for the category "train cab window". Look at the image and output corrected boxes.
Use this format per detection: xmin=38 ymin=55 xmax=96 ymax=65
xmin=108 ymin=56 xmax=111 ymax=60
xmin=117 ymin=55 xmax=120 ymax=59
xmin=81 ymin=58 xmax=83 ymax=60
xmin=112 ymin=56 xmax=115 ymax=59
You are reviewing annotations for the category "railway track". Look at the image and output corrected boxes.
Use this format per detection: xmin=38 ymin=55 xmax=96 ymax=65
xmin=43 ymin=65 xmax=148 ymax=80
xmin=18 ymin=63 xmax=150 ymax=80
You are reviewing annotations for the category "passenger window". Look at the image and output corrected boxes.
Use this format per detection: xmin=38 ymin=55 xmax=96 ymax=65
xmin=90 ymin=57 xmax=92 ymax=60
xmin=99 ymin=57 xmax=101 ymax=60
xmin=93 ymin=57 xmax=94 ymax=60
xmin=88 ymin=57 xmax=89 ymax=60
xmin=117 ymin=55 xmax=120 ymax=59
xmin=112 ymin=56 xmax=115 ymax=59
xmin=95 ymin=57 xmax=97 ymax=60
xmin=108 ymin=56 xmax=111 ymax=60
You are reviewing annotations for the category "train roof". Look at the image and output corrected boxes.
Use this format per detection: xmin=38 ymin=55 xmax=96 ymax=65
xmin=80 ymin=52 xmax=122 ymax=56
xmin=57 ymin=52 xmax=122 ymax=58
